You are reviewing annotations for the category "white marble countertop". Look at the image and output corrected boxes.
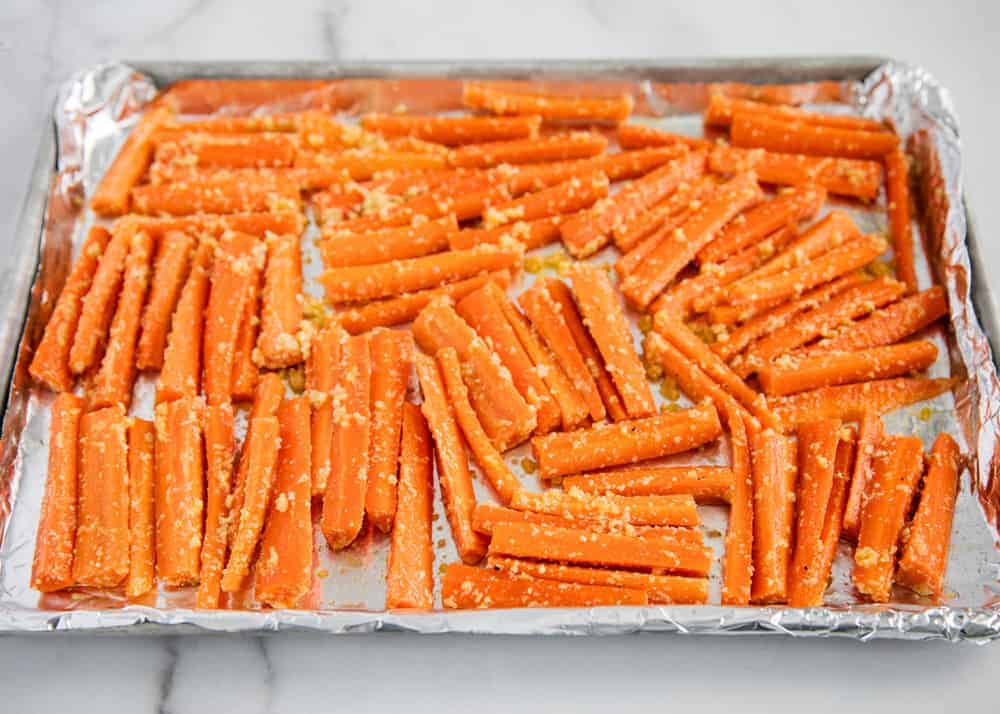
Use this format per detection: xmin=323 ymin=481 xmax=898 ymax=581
xmin=1 ymin=1 xmax=998 ymax=711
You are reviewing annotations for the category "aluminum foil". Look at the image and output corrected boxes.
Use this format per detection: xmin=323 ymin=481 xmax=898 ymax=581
xmin=1 ymin=60 xmax=998 ymax=641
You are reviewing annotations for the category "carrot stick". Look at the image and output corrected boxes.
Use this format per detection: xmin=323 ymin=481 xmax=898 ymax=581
xmin=414 ymin=352 xmax=489 ymax=564
xmin=131 ymin=174 xmax=300 ymax=216
xmin=770 ymin=377 xmax=957 ymax=431
xmin=787 ymin=419 xmax=841 ymax=607
xmin=617 ymin=124 xmax=711 ymax=151
xmin=620 ymin=171 xmax=763 ymax=309
xmin=450 ymin=132 xmax=608 ymax=169
xmin=117 ymin=211 xmax=306 ymax=240
xmin=229 ymin=254 xmax=263 ymax=402
xmin=123 ymin=418 xmax=156 ymax=599
xmin=531 ymin=402 xmax=722 ymax=480
xmin=721 ymin=410 xmax=754 ymax=605
xmin=613 ymin=175 xmax=720 ymax=254
xmin=30 ymin=393 xmax=84 ymax=592
xmin=363 ymin=113 xmax=540 ymax=145
xmin=296 ymin=149 xmax=448 ymax=179
xmin=196 ymin=404 xmax=235 ymax=609
xmin=89 ymin=230 xmax=154 ymax=409
xmin=853 ymin=435 xmax=924 ymax=602
xmin=456 ymin=282 xmax=561 ymax=434
xmin=488 ymin=522 xmax=712 ymax=576
xmin=449 ymin=217 xmax=564 ymax=252
xmin=320 ymin=245 xmax=521 ymax=305
xmin=163 ymin=113 xmax=301 ymax=135
xmin=443 ymin=562 xmax=647 ymax=608
xmin=759 ymin=340 xmax=939 ymax=397
xmin=29 ymin=227 xmax=110 ymax=392
xmin=156 ymin=241 xmax=214 ymax=403
xmin=91 ymin=106 xmax=172 ymax=216
xmin=483 ymin=172 xmax=609 ymax=228
xmin=896 ymin=432 xmax=962 ymax=597
xmin=731 ymin=113 xmax=899 ymax=160
xmin=842 ymin=411 xmax=883 ymax=541
xmin=155 ymin=132 xmax=297 ymax=168
xmin=413 ymin=298 xmax=536 ymax=451
xmin=255 ymin=397 xmax=313 ymax=608
xmin=885 ymin=148 xmax=918 ymax=293
xmin=365 ymin=329 xmax=414 ymax=533
xmin=705 ymin=94 xmax=888 ymax=132
xmin=750 ymin=429 xmax=798 ymax=604
xmin=72 ymin=405 xmax=130 ymax=587
xmin=320 ymin=217 xmax=456 ymax=268
xmin=136 ymin=230 xmax=195 ymax=370
xmin=593 ymin=146 xmax=692 ymax=182
xmin=463 ymin=83 xmax=634 ymax=123
xmin=709 ymin=145 xmax=882 ymax=200
xmin=257 ymin=233 xmax=305 ymax=369
xmin=512 ymin=488 xmax=699 ymax=527
xmin=305 ymin=323 xmax=347 ymax=498
xmin=563 ymin=466 xmax=733 ymax=504
xmin=68 ymin=226 xmax=133 ymax=376
xmin=385 ymin=403 xmax=436 ymax=609
xmin=321 ymin=334 xmax=372 ymax=551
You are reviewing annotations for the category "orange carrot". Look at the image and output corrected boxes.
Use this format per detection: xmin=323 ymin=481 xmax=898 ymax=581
xmin=163 ymin=113 xmax=301 ymax=135
xmin=30 ymin=393 xmax=84 ymax=592
xmin=885 ymin=148 xmax=918 ymax=293
xmin=563 ymin=465 xmax=733 ymax=504
xmin=257 ymin=233 xmax=305 ymax=369
xmin=306 ymin=323 xmax=347 ymax=498
xmin=29 ymin=227 xmax=110 ymax=392
xmin=531 ymin=402 xmax=722 ymax=480
xmin=705 ymin=94 xmax=887 ymax=132
xmin=136 ymin=230 xmax=195 ymax=370
xmin=450 ymin=132 xmax=608 ymax=169
xmin=483 ymin=171 xmax=609 ymax=228
xmin=512 ymin=488 xmax=700 ymax=527
xmin=593 ymin=146 xmax=692 ymax=182
xmin=91 ymin=106 xmax=172 ymax=216
xmin=296 ymin=148 xmax=448 ymax=179
xmin=853 ymin=435 xmax=924 ymax=602
xmin=196 ymin=403 xmax=234 ymax=609
xmin=229 ymin=254 xmax=263 ymax=402
xmin=156 ymin=241 xmax=214 ymax=403
xmin=156 ymin=132 xmax=297 ymax=168
xmin=770 ymin=377 xmax=956 ymax=431
xmin=463 ymin=83 xmax=634 ymax=122
xmin=731 ymin=112 xmax=899 ymax=160
xmin=617 ymin=124 xmax=711 ymax=150
xmin=896 ymin=432 xmax=962 ymax=597
xmin=385 ymin=403 xmax=436 ymax=609
xmin=443 ymin=562 xmax=647 ymax=608
xmin=842 ymin=411 xmax=883 ymax=541
xmin=116 ymin=211 xmax=306 ymax=240
xmin=321 ymin=334 xmax=372 ymax=551
xmin=320 ymin=217 xmax=456 ymax=268
xmin=131 ymin=173 xmax=300 ymax=216
xmin=814 ymin=430 xmax=856 ymax=593
xmin=363 ymin=113 xmax=540 ymax=145
xmin=750 ymin=429 xmax=798 ymax=604
xmin=449 ymin=217 xmax=564 ymax=252
xmin=89 ymin=230 xmax=154 ymax=409
xmin=72 ymin=405 xmax=130 ymax=587
xmin=124 ymin=419 xmax=156 ymax=599
xmin=612 ymin=174 xmax=719 ymax=253
xmin=414 ymin=352 xmax=489 ymax=564
xmin=721 ymin=410 xmax=754 ymax=605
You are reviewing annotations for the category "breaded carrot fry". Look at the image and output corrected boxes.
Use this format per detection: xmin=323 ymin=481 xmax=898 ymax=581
xmin=885 ymin=148 xmax=918 ymax=293
xmin=156 ymin=241 xmax=214 ymax=403
xmin=68 ymin=226 xmax=132 ymax=376
xmin=413 ymin=298 xmax=536 ymax=451
xmin=613 ymin=175 xmax=719 ymax=254
xmin=125 ymin=419 xmax=156 ymax=599
xmin=257 ymin=233 xmax=305 ymax=369
xmin=564 ymin=466 xmax=733 ymax=504
xmin=365 ymin=329 xmax=414 ymax=532
xmin=787 ymin=419 xmax=841 ymax=607
xmin=385 ymin=403 xmax=436 ymax=609
xmin=91 ymin=106 xmax=172 ymax=216
xmin=136 ymin=230 xmax=195 ymax=370
xmin=131 ymin=174 xmax=300 ymax=216
xmin=363 ymin=113 xmax=540 ymax=145
xmin=483 ymin=172 xmax=608 ymax=228
xmin=306 ymin=323 xmax=347 ymax=498
xmin=750 ymin=429 xmax=798 ymax=604
xmin=463 ymin=83 xmax=634 ymax=122
xmin=450 ymin=217 xmax=564 ymax=252
xmin=320 ymin=334 xmax=372 ymax=551
xmin=721 ymin=410 xmax=754 ymax=605
xmin=531 ymin=402 xmax=722 ymax=480
xmin=450 ymin=132 xmax=608 ymax=169
xmin=320 ymin=217 xmax=457 ymax=267
xmin=255 ymin=397 xmax=313 ymax=608
xmin=704 ymin=94 xmax=887 ymax=132
xmin=443 ymin=562 xmax=647 ymax=608
xmin=156 ymin=132 xmax=297 ymax=168
xmin=896 ymin=433 xmax=962 ymax=597
xmin=30 ymin=394 xmax=84 ymax=592
xmin=414 ymin=352 xmax=489 ymax=564
xmin=842 ymin=411 xmax=883 ymax=541
xmin=731 ymin=114 xmax=899 ymax=160
xmin=512 ymin=489 xmax=700 ymax=527
xmin=72 ymin=405 xmax=130 ymax=587
xmin=29 ymin=227 xmax=110 ymax=392
xmin=853 ymin=435 xmax=924 ymax=602
xmin=617 ymin=124 xmax=711 ymax=150
xmin=196 ymin=404 xmax=234 ymax=609
xmin=229 ymin=255 xmax=262 ymax=402
xmin=770 ymin=377 xmax=957 ymax=431
xmin=89 ymin=231 xmax=154 ymax=409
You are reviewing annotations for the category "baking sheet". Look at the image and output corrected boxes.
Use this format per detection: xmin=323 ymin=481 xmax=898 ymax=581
xmin=0 ymin=59 xmax=998 ymax=640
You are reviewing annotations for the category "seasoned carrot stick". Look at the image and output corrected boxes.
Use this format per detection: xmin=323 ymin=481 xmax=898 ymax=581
xmin=450 ymin=132 xmax=608 ymax=169
xmin=413 ymin=298 xmax=536 ymax=451
xmin=721 ymin=410 xmax=754 ymax=605
xmin=896 ymin=433 xmax=962 ymax=597
xmin=531 ymin=402 xmax=722 ymax=480
xmin=414 ymin=352 xmax=489 ymax=564
xmin=512 ymin=488 xmax=700 ymax=527
xmin=488 ymin=522 xmax=712 ymax=576
xmin=89 ymin=230 xmax=154 ymax=409
xmin=296 ymin=149 xmax=448 ymax=179
xmin=229 ymin=255 xmax=262 ymax=402
xmin=156 ymin=241 xmax=214 ymax=403
xmin=156 ymin=132 xmax=297 ymax=168
xmin=72 ymin=405 xmax=130 ymax=587
xmin=563 ymin=466 xmax=733 ymax=504
xmin=813 ymin=431 xmax=856 ymax=595
xmin=163 ymin=113 xmax=301 ymax=135
xmin=443 ymin=562 xmax=647 ymax=608
xmin=617 ymin=124 xmax=711 ymax=150
xmin=91 ymin=106 xmax=172 ymax=216
xmin=759 ymin=340 xmax=939 ymax=397
xmin=124 ymin=419 xmax=156 ymax=599
xmin=321 ymin=334 xmax=372 ymax=551
xmin=613 ymin=175 xmax=719 ymax=253
xmin=306 ymin=323 xmax=347 ymax=498
xmin=885 ymin=148 xmax=918 ymax=293
xmin=136 ymin=230 xmax=195 ymax=370
xmin=196 ymin=404 xmax=234 ymax=609
xmin=770 ymin=377 xmax=957 ymax=431
xmin=257 ymin=233 xmax=305 ymax=369
xmin=146 ymin=162 xmax=351 ymax=191
xmin=592 ymin=146 xmax=691 ymax=182
xmin=29 ymin=227 xmax=110 ymax=392
xmin=365 ymin=329 xmax=414 ymax=533
xmin=255 ymin=397 xmax=313 ymax=608
xmin=709 ymin=145 xmax=882 ymax=200
xmin=68 ymin=226 xmax=132 ymax=376
xmin=30 ymin=394 xmax=84 ymax=592
xmin=483 ymin=172 xmax=609 ymax=228
xmin=787 ymin=419 xmax=841 ymax=607
xmin=750 ymin=429 xmax=798 ymax=604
xmin=117 ymin=211 xmax=306 ymax=240
xmin=456 ymin=282 xmax=561 ymax=435
xmin=385 ymin=403 xmax=436 ymax=609
xmin=363 ymin=113 xmax=540 ymax=145
xmin=449 ymin=217 xmax=564 ymax=252
xmin=842 ymin=411 xmax=883 ymax=541
xmin=704 ymin=94 xmax=888 ymax=132
xmin=320 ymin=245 xmax=521 ymax=305
xmin=320 ymin=217 xmax=457 ymax=268
xmin=731 ymin=114 xmax=899 ymax=160
xmin=463 ymin=83 xmax=634 ymax=123
xmin=853 ymin=435 xmax=924 ymax=602
xmin=131 ymin=174 xmax=300 ymax=216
